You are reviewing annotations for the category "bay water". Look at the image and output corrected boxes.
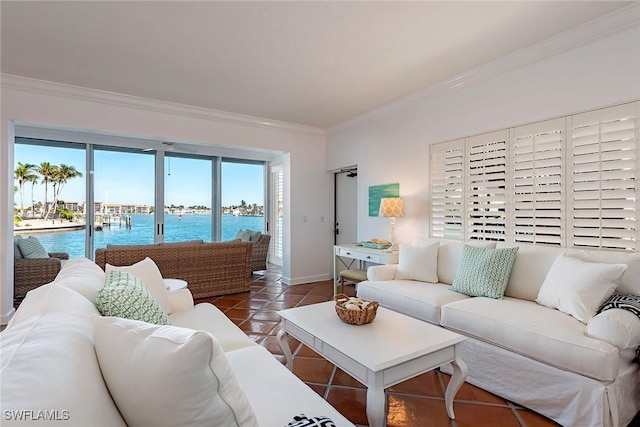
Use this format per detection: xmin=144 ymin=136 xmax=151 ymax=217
xmin=32 ymin=214 xmax=264 ymax=259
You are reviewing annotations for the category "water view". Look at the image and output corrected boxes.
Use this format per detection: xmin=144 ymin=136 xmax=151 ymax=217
xmin=31 ymin=214 xmax=265 ymax=259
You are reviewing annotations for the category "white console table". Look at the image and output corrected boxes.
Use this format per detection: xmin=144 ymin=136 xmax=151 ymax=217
xmin=333 ymin=244 xmax=399 ymax=295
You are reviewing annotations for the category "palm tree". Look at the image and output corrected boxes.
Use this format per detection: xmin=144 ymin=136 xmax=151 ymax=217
xmin=44 ymin=165 xmax=61 ymax=220
xmin=46 ymin=164 xmax=83 ymax=220
xmin=37 ymin=162 xmax=54 ymax=219
xmin=27 ymin=174 xmax=39 ymax=218
xmin=14 ymin=162 xmax=36 ymax=218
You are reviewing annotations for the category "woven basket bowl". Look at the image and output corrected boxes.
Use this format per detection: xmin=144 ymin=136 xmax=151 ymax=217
xmin=334 ymin=293 xmax=379 ymax=325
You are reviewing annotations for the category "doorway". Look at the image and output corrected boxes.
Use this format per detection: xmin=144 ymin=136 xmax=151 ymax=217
xmin=334 ymin=167 xmax=357 ymax=246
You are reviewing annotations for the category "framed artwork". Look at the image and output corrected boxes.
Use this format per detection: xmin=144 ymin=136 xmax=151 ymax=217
xmin=368 ymin=183 xmax=399 ymax=216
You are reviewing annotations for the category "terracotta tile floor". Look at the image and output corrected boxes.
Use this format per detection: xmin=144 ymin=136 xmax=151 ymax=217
xmin=195 ymin=266 xmax=563 ymax=427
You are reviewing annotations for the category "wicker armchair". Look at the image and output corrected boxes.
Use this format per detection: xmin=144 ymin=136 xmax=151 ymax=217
xmin=251 ymin=234 xmax=271 ymax=272
xmin=14 ymin=252 xmax=69 ymax=299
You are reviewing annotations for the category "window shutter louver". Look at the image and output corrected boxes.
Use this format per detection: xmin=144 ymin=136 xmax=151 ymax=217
xmin=465 ymin=131 xmax=508 ymax=241
xmin=511 ymin=119 xmax=565 ymax=246
xmin=430 ymin=139 xmax=465 ymax=240
xmin=269 ymin=167 xmax=284 ymax=260
xmin=569 ymin=103 xmax=639 ymax=251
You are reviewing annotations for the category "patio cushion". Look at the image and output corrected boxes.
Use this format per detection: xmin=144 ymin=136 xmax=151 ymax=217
xmin=17 ymin=236 xmax=49 ymax=259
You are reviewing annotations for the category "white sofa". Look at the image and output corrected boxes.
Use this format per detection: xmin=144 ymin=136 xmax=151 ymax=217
xmin=1 ymin=257 xmax=355 ymax=427
xmin=357 ymin=239 xmax=640 ymax=427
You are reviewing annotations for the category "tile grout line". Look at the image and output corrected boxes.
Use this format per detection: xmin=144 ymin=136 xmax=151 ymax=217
xmin=324 ymin=365 xmax=337 ymax=400
xmin=509 ymin=400 xmax=528 ymax=427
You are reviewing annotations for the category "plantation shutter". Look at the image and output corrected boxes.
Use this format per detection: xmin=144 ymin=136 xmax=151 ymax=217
xmin=510 ymin=119 xmax=565 ymax=246
xmin=269 ymin=165 xmax=284 ymax=262
xmin=465 ymin=131 xmax=508 ymax=241
xmin=430 ymin=139 xmax=465 ymax=240
xmin=568 ymin=102 xmax=639 ymax=251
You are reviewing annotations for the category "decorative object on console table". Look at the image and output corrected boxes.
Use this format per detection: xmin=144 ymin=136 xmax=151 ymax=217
xmin=378 ymin=197 xmax=405 ymax=252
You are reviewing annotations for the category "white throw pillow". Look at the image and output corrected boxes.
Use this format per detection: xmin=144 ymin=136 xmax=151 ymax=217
xmin=106 ymin=257 xmax=172 ymax=315
xmin=92 ymin=316 xmax=258 ymax=427
xmin=54 ymin=257 xmax=106 ymax=303
xmin=586 ymin=309 xmax=640 ymax=350
xmin=395 ymin=242 xmax=439 ymax=283
xmin=536 ymin=253 xmax=627 ymax=323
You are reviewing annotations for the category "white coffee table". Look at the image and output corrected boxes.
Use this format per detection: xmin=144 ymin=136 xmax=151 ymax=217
xmin=163 ymin=278 xmax=188 ymax=292
xmin=277 ymin=302 xmax=467 ymax=427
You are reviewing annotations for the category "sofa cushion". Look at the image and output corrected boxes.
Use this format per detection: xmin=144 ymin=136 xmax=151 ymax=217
xmin=0 ymin=284 xmax=126 ymax=426
xmin=536 ymin=253 xmax=627 ymax=323
xmin=225 ymin=345 xmax=354 ymax=427
xmin=53 ymin=257 xmax=106 ymax=303
xmin=395 ymin=242 xmax=439 ymax=283
xmin=451 ymin=245 xmax=518 ymax=299
xmin=96 ymin=271 xmax=171 ymax=325
xmin=421 ymin=239 xmax=497 ymax=285
xmin=17 ymin=235 xmax=49 ymax=258
xmin=440 ymin=297 xmax=619 ymax=381
xmin=496 ymin=243 xmax=563 ymax=301
xmin=92 ymin=316 xmax=258 ymax=427
xmin=106 ymin=257 xmax=173 ymax=315
xmin=565 ymin=249 xmax=640 ymax=296
xmin=170 ymin=302 xmax=256 ymax=352
xmin=357 ymin=280 xmax=469 ymax=323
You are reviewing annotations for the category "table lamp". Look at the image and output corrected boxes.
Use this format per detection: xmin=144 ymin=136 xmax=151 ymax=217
xmin=378 ymin=197 xmax=405 ymax=251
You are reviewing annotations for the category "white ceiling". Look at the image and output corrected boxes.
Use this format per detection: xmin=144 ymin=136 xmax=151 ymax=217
xmin=1 ymin=1 xmax=634 ymax=129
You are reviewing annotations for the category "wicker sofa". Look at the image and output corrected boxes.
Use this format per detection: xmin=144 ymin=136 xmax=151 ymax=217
xmin=95 ymin=240 xmax=252 ymax=298
xmin=14 ymin=251 xmax=69 ymax=300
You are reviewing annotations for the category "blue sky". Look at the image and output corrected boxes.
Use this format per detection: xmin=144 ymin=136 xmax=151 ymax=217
xmin=14 ymin=144 xmax=264 ymax=208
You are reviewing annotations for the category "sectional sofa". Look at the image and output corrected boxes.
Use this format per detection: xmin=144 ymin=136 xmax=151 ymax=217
xmin=1 ymin=257 xmax=355 ymax=427
xmin=357 ymin=238 xmax=640 ymax=427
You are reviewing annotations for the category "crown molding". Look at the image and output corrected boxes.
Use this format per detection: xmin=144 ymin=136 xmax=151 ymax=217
xmin=1 ymin=74 xmax=325 ymax=138
xmin=327 ymin=3 xmax=640 ymax=136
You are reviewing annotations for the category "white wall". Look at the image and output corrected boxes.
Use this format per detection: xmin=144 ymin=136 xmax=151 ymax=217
xmin=327 ymin=26 xmax=640 ymax=247
xmin=0 ymin=77 xmax=333 ymax=323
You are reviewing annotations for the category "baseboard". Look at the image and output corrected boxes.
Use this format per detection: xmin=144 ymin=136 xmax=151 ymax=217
xmin=281 ymin=273 xmax=332 ymax=286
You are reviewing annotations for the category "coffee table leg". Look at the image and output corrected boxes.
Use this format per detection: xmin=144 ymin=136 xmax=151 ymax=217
xmin=366 ymin=375 xmax=386 ymax=427
xmin=445 ymin=351 xmax=468 ymax=419
xmin=276 ymin=322 xmax=294 ymax=371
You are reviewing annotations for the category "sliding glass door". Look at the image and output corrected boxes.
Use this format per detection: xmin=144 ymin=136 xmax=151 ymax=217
xmin=93 ymin=147 xmax=156 ymax=250
xmin=221 ymin=160 xmax=265 ymax=241
xmin=163 ymin=154 xmax=213 ymax=242
xmin=13 ymin=139 xmax=87 ymax=258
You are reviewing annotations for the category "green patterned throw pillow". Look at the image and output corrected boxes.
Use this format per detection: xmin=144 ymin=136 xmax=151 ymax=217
xmin=451 ymin=245 xmax=519 ymax=299
xmin=96 ymin=271 xmax=171 ymax=325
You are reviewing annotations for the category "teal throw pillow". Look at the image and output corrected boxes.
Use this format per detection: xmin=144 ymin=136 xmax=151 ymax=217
xmin=96 ymin=271 xmax=171 ymax=325
xmin=17 ymin=236 xmax=49 ymax=259
xmin=14 ymin=236 xmax=24 ymax=258
xmin=235 ymin=229 xmax=251 ymax=242
xmin=451 ymin=245 xmax=519 ymax=299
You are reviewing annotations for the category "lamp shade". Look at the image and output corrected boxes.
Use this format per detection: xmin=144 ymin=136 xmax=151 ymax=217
xmin=378 ymin=198 xmax=405 ymax=218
